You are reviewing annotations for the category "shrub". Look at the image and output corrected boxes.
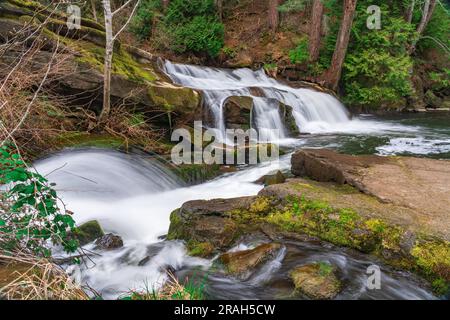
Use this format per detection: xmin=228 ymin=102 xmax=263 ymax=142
xmin=165 ymin=0 xmax=217 ymax=25
xmin=0 ymin=145 xmax=78 ymax=255
xmin=130 ymin=0 xmax=162 ymax=40
xmin=342 ymin=3 xmax=415 ymax=108
xmin=289 ymin=38 xmax=309 ymax=64
xmin=171 ymin=16 xmax=224 ymax=57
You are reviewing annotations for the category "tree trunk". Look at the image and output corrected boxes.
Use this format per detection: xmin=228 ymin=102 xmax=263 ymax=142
xmin=309 ymin=0 xmax=324 ymax=62
xmin=408 ymin=0 xmax=437 ymax=54
xmin=91 ymin=0 xmax=98 ymax=22
xmin=322 ymin=0 xmax=357 ymax=91
xmin=215 ymin=0 xmax=223 ymax=21
xmin=406 ymin=0 xmax=415 ymax=24
xmin=99 ymin=0 xmax=114 ymax=125
xmin=268 ymin=0 xmax=280 ymax=32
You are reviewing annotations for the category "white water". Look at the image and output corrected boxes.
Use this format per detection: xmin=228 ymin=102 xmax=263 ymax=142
xmin=35 ymin=149 xmax=291 ymax=298
xmin=163 ymin=61 xmax=350 ymax=141
xmin=32 ymin=63 xmax=444 ymax=299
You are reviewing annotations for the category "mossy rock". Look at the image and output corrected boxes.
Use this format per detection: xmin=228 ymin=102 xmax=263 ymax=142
xmin=219 ymin=243 xmax=282 ymax=278
xmin=73 ymin=220 xmax=104 ymax=246
xmin=290 ymin=262 xmax=341 ymax=299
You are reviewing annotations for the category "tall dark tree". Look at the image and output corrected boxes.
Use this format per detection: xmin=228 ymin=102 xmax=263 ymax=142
xmin=268 ymin=0 xmax=281 ymax=31
xmin=322 ymin=0 xmax=357 ymax=91
xmin=309 ymin=0 xmax=324 ymax=62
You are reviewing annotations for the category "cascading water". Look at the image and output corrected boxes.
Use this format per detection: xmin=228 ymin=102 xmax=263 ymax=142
xmin=30 ymin=62 xmax=450 ymax=300
xmin=163 ymin=61 xmax=350 ymax=140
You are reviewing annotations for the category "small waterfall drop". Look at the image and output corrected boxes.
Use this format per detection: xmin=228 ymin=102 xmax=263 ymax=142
xmin=163 ymin=61 xmax=350 ymax=140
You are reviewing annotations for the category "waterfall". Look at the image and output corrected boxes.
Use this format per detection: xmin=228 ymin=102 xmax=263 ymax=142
xmin=163 ymin=61 xmax=350 ymax=141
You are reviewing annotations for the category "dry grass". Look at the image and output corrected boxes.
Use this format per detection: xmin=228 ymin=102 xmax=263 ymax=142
xmin=123 ymin=271 xmax=205 ymax=300
xmin=0 ymin=253 xmax=89 ymax=300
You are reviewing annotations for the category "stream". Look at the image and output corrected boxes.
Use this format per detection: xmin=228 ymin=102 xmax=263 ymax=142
xmin=34 ymin=63 xmax=450 ymax=300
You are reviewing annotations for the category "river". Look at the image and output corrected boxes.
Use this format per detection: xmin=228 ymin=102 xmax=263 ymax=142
xmin=33 ymin=62 xmax=450 ymax=300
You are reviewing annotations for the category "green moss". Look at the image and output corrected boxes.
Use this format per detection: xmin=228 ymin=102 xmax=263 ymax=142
xmin=74 ymin=220 xmax=104 ymax=246
xmin=53 ymin=132 xmax=126 ymax=150
xmin=74 ymin=41 xmax=157 ymax=83
xmin=175 ymin=164 xmax=221 ymax=184
xmin=411 ymin=240 xmax=450 ymax=294
xmin=187 ymin=241 xmax=214 ymax=258
xmin=167 ymin=209 xmax=186 ymax=240
xmin=317 ymin=262 xmax=333 ymax=277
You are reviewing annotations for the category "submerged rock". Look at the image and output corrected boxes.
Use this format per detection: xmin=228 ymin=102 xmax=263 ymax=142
xmin=290 ymin=262 xmax=341 ymax=299
xmin=94 ymin=233 xmax=124 ymax=250
xmin=219 ymin=243 xmax=282 ymax=278
xmin=74 ymin=220 xmax=104 ymax=246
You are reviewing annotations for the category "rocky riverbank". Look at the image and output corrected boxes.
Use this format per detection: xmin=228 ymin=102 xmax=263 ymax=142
xmin=168 ymin=149 xmax=450 ymax=295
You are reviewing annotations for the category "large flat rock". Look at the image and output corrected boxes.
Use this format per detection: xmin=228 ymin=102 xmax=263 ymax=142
xmin=290 ymin=149 xmax=450 ymax=239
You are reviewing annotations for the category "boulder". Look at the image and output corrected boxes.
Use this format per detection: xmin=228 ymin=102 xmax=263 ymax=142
xmin=0 ymin=1 xmax=201 ymax=125
xmin=255 ymin=170 xmax=286 ymax=186
xmin=224 ymin=96 xmax=253 ymax=129
xmin=278 ymin=103 xmax=299 ymax=135
xmin=219 ymin=243 xmax=282 ymax=278
xmin=424 ymin=90 xmax=442 ymax=108
xmin=290 ymin=262 xmax=341 ymax=299
xmin=290 ymin=149 xmax=450 ymax=240
xmin=94 ymin=233 xmax=124 ymax=250
xmin=74 ymin=220 xmax=104 ymax=246
xmin=167 ymin=197 xmax=256 ymax=251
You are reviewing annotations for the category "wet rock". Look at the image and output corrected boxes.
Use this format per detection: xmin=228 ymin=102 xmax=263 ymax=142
xmin=255 ymin=170 xmax=286 ymax=186
xmin=290 ymin=262 xmax=341 ymax=299
xmin=424 ymin=90 xmax=442 ymax=108
xmin=167 ymin=197 xmax=256 ymax=251
xmin=94 ymin=233 xmax=124 ymax=250
xmin=138 ymin=256 xmax=151 ymax=266
xmin=219 ymin=243 xmax=282 ymax=278
xmin=278 ymin=103 xmax=299 ymax=135
xmin=224 ymin=96 xmax=253 ymax=130
xmin=75 ymin=220 xmax=104 ymax=246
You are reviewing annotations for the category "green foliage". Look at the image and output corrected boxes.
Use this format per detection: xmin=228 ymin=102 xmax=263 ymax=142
xmin=171 ymin=15 xmax=224 ymax=57
xmin=289 ymin=38 xmax=309 ymax=64
xmin=165 ymin=0 xmax=217 ymax=24
xmin=418 ymin=4 xmax=450 ymax=54
xmin=278 ymin=0 xmax=307 ymax=13
xmin=317 ymin=262 xmax=333 ymax=277
xmin=130 ymin=0 xmax=162 ymax=40
xmin=130 ymin=0 xmax=224 ymax=57
xmin=429 ymin=69 xmax=450 ymax=91
xmin=343 ymin=3 xmax=415 ymax=108
xmin=165 ymin=0 xmax=224 ymax=57
xmin=0 ymin=145 xmax=78 ymax=255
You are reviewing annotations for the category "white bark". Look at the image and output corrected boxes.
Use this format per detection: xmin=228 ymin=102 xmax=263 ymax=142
xmin=98 ymin=0 xmax=141 ymax=124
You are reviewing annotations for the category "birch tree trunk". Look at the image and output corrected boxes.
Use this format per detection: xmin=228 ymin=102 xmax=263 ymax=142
xmin=98 ymin=0 xmax=141 ymax=125
xmin=408 ymin=0 xmax=437 ymax=54
xmin=99 ymin=0 xmax=113 ymax=125
xmin=322 ymin=0 xmax=357 ymax=91
xmin=309 ymin=0 xmax=324 ymax=62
